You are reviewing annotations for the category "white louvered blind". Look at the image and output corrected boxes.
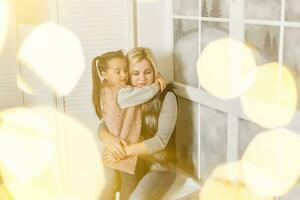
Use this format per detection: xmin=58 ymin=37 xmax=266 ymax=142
xmin=0 ymin=2 xmax=22 ymax=110
xmin=56 ymin=0 xmax=132 ymax=130
xmin=17 ymin=25 xmax=57 ymax=108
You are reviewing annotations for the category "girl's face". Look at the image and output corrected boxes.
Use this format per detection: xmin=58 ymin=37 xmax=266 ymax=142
xmin=103 ymin=57 xmax=128 ymax=86
xmin=130 ymin=59 xmax=154 ymax=87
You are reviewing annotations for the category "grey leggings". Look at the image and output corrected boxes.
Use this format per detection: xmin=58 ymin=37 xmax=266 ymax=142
xmin=99 ymin=159 xmax=146 ymax=200
xmin=129 ymin=171 xmax=176 ymax=200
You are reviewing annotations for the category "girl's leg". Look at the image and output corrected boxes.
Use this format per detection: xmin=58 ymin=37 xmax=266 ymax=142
xmin=98 ymin=167 xmax=120 ymax=200
xmin=129 ymin=171 xmax=176 ymax=200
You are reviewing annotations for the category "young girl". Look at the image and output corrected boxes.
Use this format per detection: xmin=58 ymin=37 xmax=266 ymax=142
xmin=91 ymin=50 xmax=165 ymax=200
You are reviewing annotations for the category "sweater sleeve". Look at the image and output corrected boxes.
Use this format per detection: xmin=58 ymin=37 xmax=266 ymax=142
xmin=143 ymin=92 xmax=177 ymax=154
xmin=117 ymin=83 xmax=160 ymax=109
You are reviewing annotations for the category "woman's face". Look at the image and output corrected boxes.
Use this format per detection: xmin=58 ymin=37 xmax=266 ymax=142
xmin=130 ymin=59 xmax=154 ymax=87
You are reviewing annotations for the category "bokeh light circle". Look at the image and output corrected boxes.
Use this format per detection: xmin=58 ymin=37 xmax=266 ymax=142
xmin=18 ymin=22 xmax=86 ymax=96
xmin=241 ymin=129 xmax=300 ymax=196
xmin=241 ymin=63 xmax=297 ymax=129
xmin=0 ymin=107 xmax=104 ymax=200
xmin=197 ymin=38 xmax=256 ymax=99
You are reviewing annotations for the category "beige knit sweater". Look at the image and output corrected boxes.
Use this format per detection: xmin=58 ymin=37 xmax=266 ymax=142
xmin=101 ymin=84 xmax=141 ymax=174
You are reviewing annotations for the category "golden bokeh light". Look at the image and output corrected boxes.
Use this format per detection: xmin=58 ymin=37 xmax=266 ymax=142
xmin=0 ymin=0 xmax=10 ymax=54
xmin=46 ymin=194 xmax=81 ymax=200
xmin=0 ymin=182 xmax=13 ymax=200
xmin=0 ymin=107 xmax=104 ymax=200
xmin=0 ymin=107 xmax=55 ymax=181
xmin=17 ymin=74 xmax=36 ymax=95
xmin=136 ymin=0 xmax=159 ymax=2
xmin=211 ymin=162 xmax=244 ymax=184
xmin=200 ymin=178 xmax=272 ymax=200
xmin=18 ymin=22 xmax=86 ymax=96
xmin=241 ymin=129 xmax=300 ymax=196
xmin=241 ymin=63 xmax=297 ymax=129
xmin=197 ymin=38 xmax=256 ymax=99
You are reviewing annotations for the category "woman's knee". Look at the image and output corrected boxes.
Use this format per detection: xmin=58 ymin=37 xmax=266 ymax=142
xmin=129 ymin=189 xmax=149 ymax=200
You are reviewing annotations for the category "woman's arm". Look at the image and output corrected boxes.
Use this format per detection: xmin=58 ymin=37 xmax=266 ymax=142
xmin=98 ymin=120 xmax=126 ymax=159
xmin=125 ymin=92 xmax=177 ymax=156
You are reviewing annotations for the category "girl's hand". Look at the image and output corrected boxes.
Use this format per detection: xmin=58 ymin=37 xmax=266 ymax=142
xmin=103 ymin=149 xmax=119 ymax=163
xmin=106 ymin=136 xmax=126 ymax=160
xmin=155 ymin=75 xmax=166 ymax=92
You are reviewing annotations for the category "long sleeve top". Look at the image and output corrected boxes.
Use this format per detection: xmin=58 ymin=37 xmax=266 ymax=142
xmin=99 ymin=91 xmax=177 ymax=154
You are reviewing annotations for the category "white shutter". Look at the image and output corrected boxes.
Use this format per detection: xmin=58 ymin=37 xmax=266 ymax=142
xmin=17 ymin=25 xmax=57 ymax=107
xmin=0 ymin=2 xmax=22 ymax=110
xmin=56 ymin=0 xmax=133 ymax=130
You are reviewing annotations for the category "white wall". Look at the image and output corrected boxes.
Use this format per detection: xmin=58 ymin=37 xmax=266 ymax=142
xmin=136 ymin=0 xmax=174 ymax=83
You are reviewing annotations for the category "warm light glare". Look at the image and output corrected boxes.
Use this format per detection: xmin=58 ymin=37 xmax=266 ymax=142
xmin=0 ymin=107 xmax=54 ymax=181
xmin=136 ymin=0 xmax=159 ymax=2
xmin=200 ymin=178 xmax=272 ymax=200
xmin=17 ymin=74 xmax=36 ymax=95
xmin=241 ymin=63 xmax=297 ymax=128
xmin=46 ymin=194 xmax=81 ymax=200
xmin=0 ymin=107 xmax=104 ymax=200
xmin=0 ymin=0 xmax=10 ymax=53
xmin=0 ymin=182 xmax=13 ymax=200
xmin=197 ymin=38 xmax=257 ymax=99
xmin=211 ymin=162 xmax=244 ymax=184
xmin=18 ymin=22 xmax=86 ymax=96
xmin=241 ymin=129 xmax=300 ymax=196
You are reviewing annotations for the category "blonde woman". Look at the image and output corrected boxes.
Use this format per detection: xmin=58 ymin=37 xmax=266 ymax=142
xmin=99 ymin=47 xmax=178 ymax=200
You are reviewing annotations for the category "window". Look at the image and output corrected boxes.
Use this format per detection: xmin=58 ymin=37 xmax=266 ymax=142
xmin=172 ymin=1 xmax=300 ymax=191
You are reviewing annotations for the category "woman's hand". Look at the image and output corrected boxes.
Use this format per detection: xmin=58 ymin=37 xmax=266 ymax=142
xmin=103 ymin=149 xmax=119 ymax=163
xmin=155 ymin=74 xmax=166 ymax=92
xmin=106 ymin=136 xmax=127 ymax=160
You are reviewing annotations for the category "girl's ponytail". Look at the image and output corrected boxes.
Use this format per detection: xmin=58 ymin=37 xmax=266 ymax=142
xmin=91 ymin=50 xmax=125 ymax=120
xmin=92 ymin=56 xmax=103 ymax=119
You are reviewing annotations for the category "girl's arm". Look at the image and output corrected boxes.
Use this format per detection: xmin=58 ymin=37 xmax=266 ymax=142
xmin=125 ymin=92 xmax=177 ymax=156
xmin=117 ymin=83 xmax=160 ymax=109
xmin=117 ymin=75 xmax=166 ymax=109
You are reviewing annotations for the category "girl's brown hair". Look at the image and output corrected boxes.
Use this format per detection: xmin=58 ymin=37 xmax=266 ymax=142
xmin=91 ymin=50 xmax=125 ymax=119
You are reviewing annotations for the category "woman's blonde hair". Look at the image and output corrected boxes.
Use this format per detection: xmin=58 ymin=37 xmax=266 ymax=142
xmin=91 ymin=50 xmax=125 ymax=119
xmin=126 ymin=47 xmax=158 ymax=77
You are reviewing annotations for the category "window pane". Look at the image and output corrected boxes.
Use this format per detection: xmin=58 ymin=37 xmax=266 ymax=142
xmin=286 ymin=0 xmax=300 ymax=22
xmin=174 ymin=19 xmax=199 ymax=87
xmin=176 ymin=97 xmax=199 ymax=176
xmin=238 ymin=118 xmax=265 ymax=158
xmin=245 ymin=0 xmax=280 ymax=20
xmin=201 ymin=22 xmax=229 ymax=50
xmin=200 ymin=105 xmax=227 ymax=179
xmin=201 ymin=0 xmax=229 ymax=18
xmin=283 ymin=27 xmax=300 ymax=110
xmin=173 ymin=0 xmax=198 ymax=16
xmin=245 ymin=24 xmax=280 ymax=65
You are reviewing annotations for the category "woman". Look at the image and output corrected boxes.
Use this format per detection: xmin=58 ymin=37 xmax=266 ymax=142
xmin=98 ymin=47 xmax=178 ymax=200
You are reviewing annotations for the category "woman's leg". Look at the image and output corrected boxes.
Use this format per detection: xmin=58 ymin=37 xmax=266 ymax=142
xmin=119 ymin=158 xmax=148 ymax=200
xmin=119 ymin=172 xmax=139 ymax=200
xmin=98 ymin=167 xmax=120 ymax=200
xmin=129 ymin=171 xmax=176 ymax=200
